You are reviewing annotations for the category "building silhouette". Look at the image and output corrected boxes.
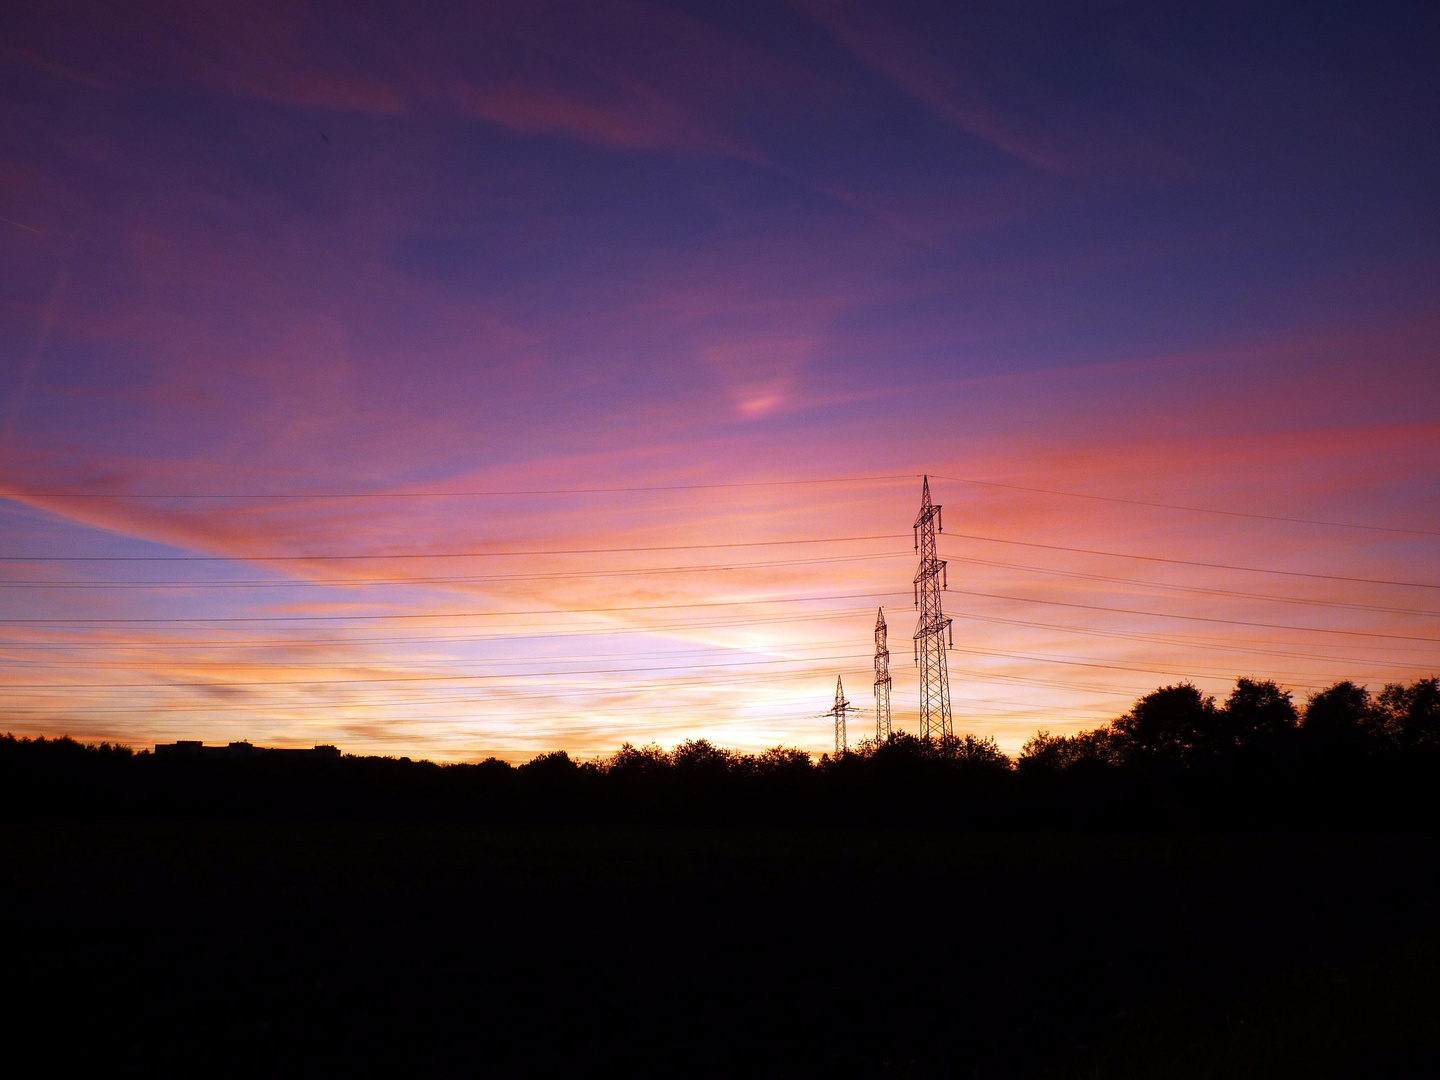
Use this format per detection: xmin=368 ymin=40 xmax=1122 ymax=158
xmin=154 ymin=741 xmax=341 ymax=760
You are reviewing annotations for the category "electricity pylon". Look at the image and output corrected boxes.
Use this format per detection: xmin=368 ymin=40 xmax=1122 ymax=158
xmin=873 ymin=607 xmax=892 ymax=740
xmin=825 ymin=676 xmax=857 ymax=756
xmin=913 ymin=476 xmax=953 ymax=742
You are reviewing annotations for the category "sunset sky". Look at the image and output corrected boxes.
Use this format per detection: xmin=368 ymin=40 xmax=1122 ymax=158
xmin=2 ymin=0 xmax=1436 ymax=760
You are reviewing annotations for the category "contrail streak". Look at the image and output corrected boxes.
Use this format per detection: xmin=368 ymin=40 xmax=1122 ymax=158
xmin=0 ymin=216 xmax=42 ymax=234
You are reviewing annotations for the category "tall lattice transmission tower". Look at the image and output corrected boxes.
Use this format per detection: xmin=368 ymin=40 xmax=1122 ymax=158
xmin=873 ymin=607 xmax=892 ymax=740
xmin=913 ymin=476 xmax=953 ymax=741
xmin=826 ymin=676 xmax=857 ymax=756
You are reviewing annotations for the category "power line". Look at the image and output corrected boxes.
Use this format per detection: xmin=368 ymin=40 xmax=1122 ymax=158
xmin=3 ymin=551 xmax=1434 ymax=628
xmin=0 ymin=533 xmax=907 ymax=562
xmin=942 ymin=531 xmax=1440 ymax=590
xmin=0 ymin=551 xmax=909 ymax=588
xmin=9 ymin=468 xmax=1433 ymax=538
xmin=3 ymin=604 xmax=1433 ymax=664
xmin=19 ymin=582 xmax=1419 ymax=643
xmin=945 ymin=587 xmax=1440 ymax=643
xmin=942 ymin=642 xmax=1322 ymax=684
xmin=0 ymin=589 xmax=912 ymax=624
xmin=1 ymin=601 xmax=1428 ymax=653
xmin=0 ymin=668 xmax=873 ymax=708
xmin=4 ymin=599 xmax=1433 ymax=666
xmin=945 ymin=664 xmax=1154 ymax=696
xmin=0 ymin=474 xmax=914 ymax=500
xmin=7 ymin=617 xmax=1430 ymax=682
xmin=0 ymin=684 xmax=1122 ymax=720
xmin=0 ymin=637 xmax=868 ymax=668
xmin=930 ymin=473 xmax=1440 ymax=538
xmin=0 ymin=675 xmax=1136 ymax=712
xmin=946 ymin=607 xmax=1439 ymax=667
xmin=0 ymin=637 xmax=1339 ymax=687
xmin=0 ymin=651 xmax=874 ymax=689
xmin=3 ymin=528 xmax=1430 ymax=594
xmin=942 ymin=554 xmax=1440 ymax=617
xmin=3 ymin=467 xmax=1434 ymax=740
xmin=0 ymin=608 xmax=890 ymax=647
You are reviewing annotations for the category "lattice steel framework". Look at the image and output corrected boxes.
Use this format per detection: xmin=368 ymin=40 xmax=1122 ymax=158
xmin=873 ymin=607 xmax=892 ymax=741
xmin=912 ymin=476 xmax=953 ymax=742
xmin=827 ymin=675 xmax=856 ymax=756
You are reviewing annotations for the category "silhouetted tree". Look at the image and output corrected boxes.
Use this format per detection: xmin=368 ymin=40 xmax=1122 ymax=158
xmin=1302 ymin=681 xmax=1378 ymax=754
xmin=1019 ymin=727 xmax=1123 ymax=773
xmin=607 ymin=742 xmax=669 ymax=778
xmin=867 ymin=731 xmax=935 ymax=763
xmin=473 ymin=756 xmax=515 ymax=779
xmin=1220 ymin=677 xmax=1298 ymax=756
xmin=518 ymin=750 xmax=578 ymax=780
xmin=941 ymin=733 xmax=1012 ymax=773
xmin=1019 ymin=730 xmax=1082 ymax=773
xmin=753 ymin=746 xmax=811 ymax=777
xmin=1377 ymin=678 xmax=1440 ymax=750
xmin=1108 ymin=683 xmax=1218 ymax=766
xmin=669 ymin=738 xmax=735 ymax=778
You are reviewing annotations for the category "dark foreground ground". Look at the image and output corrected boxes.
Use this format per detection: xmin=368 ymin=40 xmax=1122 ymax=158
xmin=5 ymin=824 xmax=1439 ymax=1078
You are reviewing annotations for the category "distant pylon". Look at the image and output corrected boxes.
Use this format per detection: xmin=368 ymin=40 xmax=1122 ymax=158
xmin=827 ymin=676 xmax=856 ymax=756
xmin=913 ymin=476 xmax=953 ymax=741
xmin=873 ymin=607 xmax=892 ymax=740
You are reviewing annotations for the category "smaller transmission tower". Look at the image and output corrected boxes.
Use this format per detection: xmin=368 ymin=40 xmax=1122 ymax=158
xmin=873 ymin=607 xmax=892 ymax=740
xmin=826 ymin=676 xmax=857 ymax=756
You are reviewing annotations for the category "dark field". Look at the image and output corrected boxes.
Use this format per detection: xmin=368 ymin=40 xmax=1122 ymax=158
xmin=5 ymin=824 xmax=1439 ymax=1077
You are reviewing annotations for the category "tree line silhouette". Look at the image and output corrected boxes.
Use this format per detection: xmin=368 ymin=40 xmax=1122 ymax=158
xmin=3 ymin=675 xmax=1436 ymax=827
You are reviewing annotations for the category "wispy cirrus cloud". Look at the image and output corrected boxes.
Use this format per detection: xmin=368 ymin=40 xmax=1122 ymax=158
xmin=797 ymin=0 xmax=1188 ymax=182
xmin=9 ymin=0 xmax=778 ymax=161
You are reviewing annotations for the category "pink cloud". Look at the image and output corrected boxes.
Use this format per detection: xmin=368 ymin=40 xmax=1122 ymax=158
xmin=451 ymin=79 xmax=753 ymax=159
